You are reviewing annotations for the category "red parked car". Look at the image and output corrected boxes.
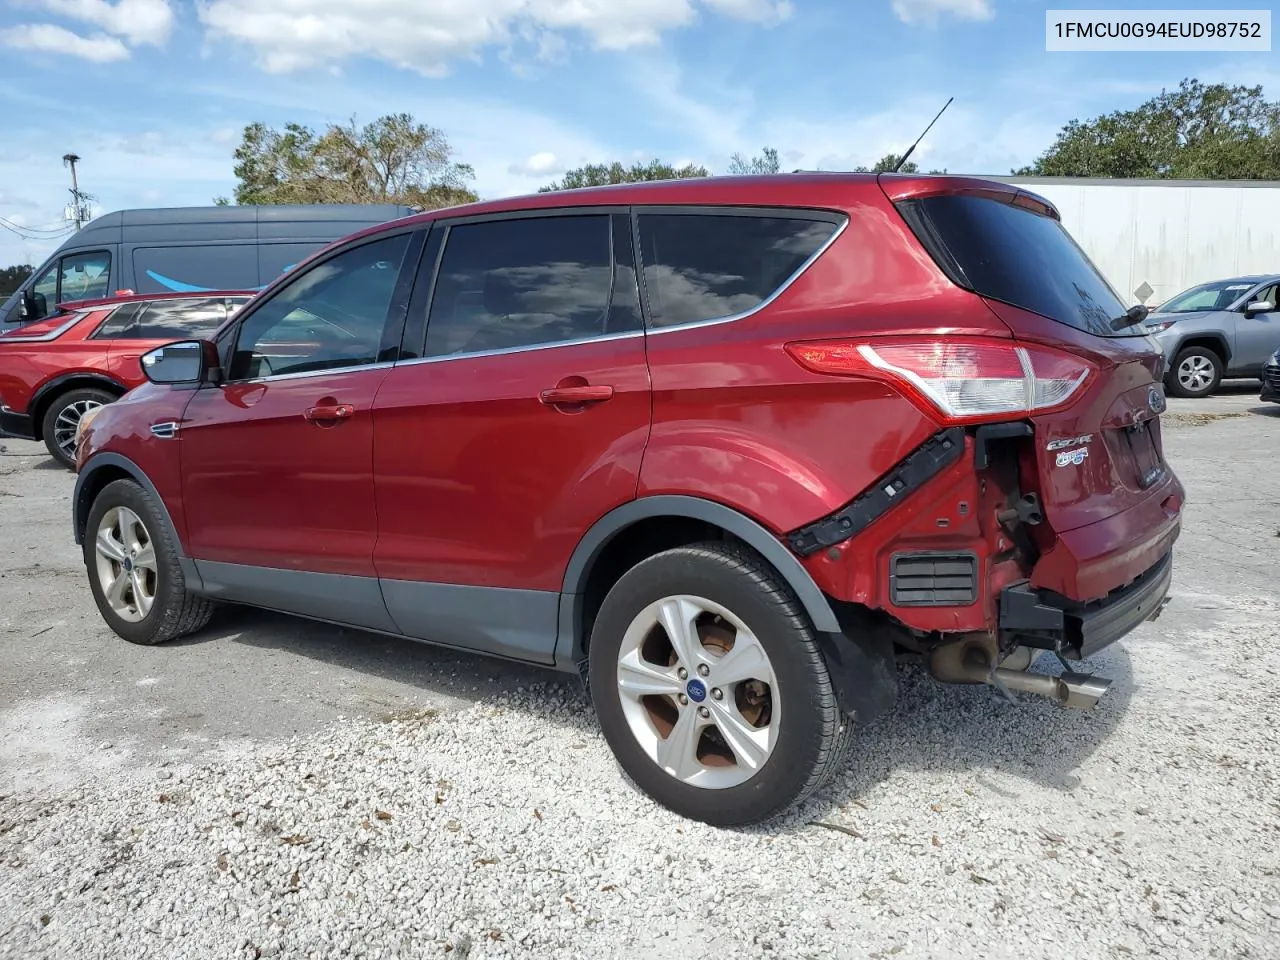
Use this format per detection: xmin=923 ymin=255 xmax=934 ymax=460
xmin=0 ymin=290 xmax=253 ymax=467
xmin=73 ymin=174 xmax=1183 ymax=824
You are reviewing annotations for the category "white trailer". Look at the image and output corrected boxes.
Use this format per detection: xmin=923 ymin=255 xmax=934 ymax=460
xmin=990 ymin=176 xmax=1280 ymax=307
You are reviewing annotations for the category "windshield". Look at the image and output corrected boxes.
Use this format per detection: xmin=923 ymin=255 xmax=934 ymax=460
xmin=1155 ymin=280 xmax=1257 ymax=314
xmin=896 ymin=193 xmax=1141 ymax=337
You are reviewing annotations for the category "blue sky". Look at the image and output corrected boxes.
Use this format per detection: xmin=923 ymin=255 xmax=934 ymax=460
xmin=0 ymin=0 xmax=1275 ymax=267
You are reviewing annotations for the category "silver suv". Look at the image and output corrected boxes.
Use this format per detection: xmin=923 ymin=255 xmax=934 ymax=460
xmin=1145 ymin=274 xmax=1280 ymax=398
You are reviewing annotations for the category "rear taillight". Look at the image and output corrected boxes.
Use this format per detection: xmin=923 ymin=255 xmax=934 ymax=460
xmin=784 ymin=336 xmax=1094 ymax=425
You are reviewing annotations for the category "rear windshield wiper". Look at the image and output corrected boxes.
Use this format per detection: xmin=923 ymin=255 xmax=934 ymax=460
xmin=1110 ymin=304 xmax=1150 ymax=331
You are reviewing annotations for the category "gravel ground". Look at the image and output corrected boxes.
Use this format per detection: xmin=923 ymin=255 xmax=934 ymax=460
xmin=1 ymin=385 xmax=1278 ymax=959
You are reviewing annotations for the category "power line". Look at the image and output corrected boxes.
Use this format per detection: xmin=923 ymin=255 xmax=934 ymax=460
xmin=0 ymin=216 xmax=74 ymax=235
xmin=0 ymin=217 xmax=73 ymax=241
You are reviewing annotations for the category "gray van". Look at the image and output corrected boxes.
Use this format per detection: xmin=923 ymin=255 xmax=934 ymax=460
xmin=1 ymin=203 xmax=416 ymax=326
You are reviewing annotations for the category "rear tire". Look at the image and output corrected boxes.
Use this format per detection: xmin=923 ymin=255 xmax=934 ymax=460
xmin=84 ymin=479 xmax=215 ymax=646
xmin=588 ymin=541 xmax=852 ymax=826
xmin=41 ymin=387 xmax=114 ymax=469
xmin=1166 ymin=346 xmax=1222 ymax=398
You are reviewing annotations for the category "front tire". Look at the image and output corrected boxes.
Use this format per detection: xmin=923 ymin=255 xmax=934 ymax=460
xmin=589 ymin=542 xmax=852 ymax=826
xmin=1166 ymin=346 xmax=1222 ymax=398
xmin=84 ymin=479 xmax=215 ymax=645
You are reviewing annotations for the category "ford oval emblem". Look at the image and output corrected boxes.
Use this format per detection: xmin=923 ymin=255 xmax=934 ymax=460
xmin=1148 ymin=386 xmax=1167 ymax=414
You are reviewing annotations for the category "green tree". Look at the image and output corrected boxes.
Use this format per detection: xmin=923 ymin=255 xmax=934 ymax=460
xmin=853 ymin=153 xmax=947 ymax=174
xmin=538 ymin=159 xmax=709 ymax=192
xmin=1016 ymin=78 xmax=1280 ymax=179
xmin=0 ymin=264 xmax=33 ymax=297
xmin=727 ymin=146 xmax=781 ymax=175
xmin=228 ymin=113 xmax=478 ymax=209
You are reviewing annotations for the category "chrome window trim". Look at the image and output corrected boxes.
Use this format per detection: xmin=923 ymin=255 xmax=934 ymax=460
xmin=227 ymin=207 xmax=847 ymax=373
xmin=233 ymin=359 xmax=399 ymax=385
xmin=637 ymin=211 xmax=849 ymax=335
xmin=0 ymin=311 xmax=87 ymax=344
xmin=395 ymin=329 xmax=646 ymax=368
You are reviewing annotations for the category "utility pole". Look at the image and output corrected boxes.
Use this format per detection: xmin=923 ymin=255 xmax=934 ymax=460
xmin=62 ymin=152 xmax=92 ymax=230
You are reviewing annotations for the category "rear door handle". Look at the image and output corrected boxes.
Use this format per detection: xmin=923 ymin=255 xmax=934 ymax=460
xmin=304 ymin=403 xmax=354 ymax=423
xmin=539 ymin=385 xmax=614 ymax=405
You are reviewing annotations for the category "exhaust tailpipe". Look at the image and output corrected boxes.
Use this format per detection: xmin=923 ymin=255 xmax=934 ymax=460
xmin=927 ymin=641 xmax=1112 ymax=710
xmin=991 ymin=666 xmax=1111 ymax=710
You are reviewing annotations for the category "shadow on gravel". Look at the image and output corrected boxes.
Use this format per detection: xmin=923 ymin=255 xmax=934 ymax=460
xmin=178 ymin=602 xmax=1133 ymax=833
xmin=805 ymin=645 xmax=1136 ymax=822
xmin=174 ymin=604 xmax=566 ymax=710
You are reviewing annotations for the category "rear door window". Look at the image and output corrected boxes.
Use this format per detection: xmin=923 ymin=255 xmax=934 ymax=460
xmin=636 ymin=211 xmax=841 ymax=328
xmin=424 ymin=215 xmax=620 ymax=357
xmin=896 ymin=193 xmax=1138 ymax=337
xmin=93 ymin=297 xmax=239 ymax=339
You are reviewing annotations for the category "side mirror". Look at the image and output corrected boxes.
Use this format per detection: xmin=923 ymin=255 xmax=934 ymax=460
xmin=20 ymin=290 xmax=45 ymax=321
xmin=1246 ymin=300 xmax=1275 ymax=315
xmin=140 ymin=340 xmax=219 ymax=385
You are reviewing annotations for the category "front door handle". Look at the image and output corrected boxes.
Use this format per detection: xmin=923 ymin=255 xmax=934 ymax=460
xmin=304 ymin=403 xmax=354 ymax=423
xmin=539 ymin=385 xmax=614 ymax=406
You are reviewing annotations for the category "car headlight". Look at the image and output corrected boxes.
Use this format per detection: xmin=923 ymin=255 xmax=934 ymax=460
xmin=75 ymin=404 xmax=104 ymax=445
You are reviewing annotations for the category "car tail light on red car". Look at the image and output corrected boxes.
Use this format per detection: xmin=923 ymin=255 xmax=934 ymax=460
xmin=785 ymin=336 xmax=1095 ymax=425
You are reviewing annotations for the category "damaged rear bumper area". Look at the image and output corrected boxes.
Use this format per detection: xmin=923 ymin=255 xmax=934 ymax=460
xmin=921 ymin=551 xmax=1174 ymax=712
xmin=1000 ymin=550 xmax=1173 ymax=661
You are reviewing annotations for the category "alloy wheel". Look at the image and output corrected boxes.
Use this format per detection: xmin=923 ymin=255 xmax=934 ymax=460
xmin=53 ymin=398 xmax=104 ymax=459
xmin=1177 ymin=355 xmax=1215 ymax=392
xmin=615 ymin=594 xmax=780 ymax=789
xmin=94 ymin=506 xmax=158 ymax=623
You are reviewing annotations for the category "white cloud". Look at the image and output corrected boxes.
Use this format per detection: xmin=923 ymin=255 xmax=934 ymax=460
xmin=704 ymin=0 xmax=793 ymax=22
xmin=891 ymin=0 xmax=994 ymax=25
xmin=0 ymin=23 xmax=129 ymax=61
xmin=37 ymin=0 xmax=175 ymax=46
xmin=508 ymin=151 xmax=566 ymax=177
xmin=197 ymin=0 xmax=791 ymax=75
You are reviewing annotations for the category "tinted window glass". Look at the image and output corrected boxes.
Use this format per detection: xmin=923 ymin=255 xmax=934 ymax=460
xmin=258 ymin=243 xmax=322 ymax=287
xmin=133 ymin=245 xmax=257 ymax=295
xmin=900 ymin=194 xmax=1136 ymax=337
xmin=637 ymin=213 xmax=839 ymax=328
xmin=137 ymin=299 xmax=231 ymax=339
xmin=92 ymin=302 xmax=143 ymax=339
xmin=230 ymin=234 xmax=410 ymax=379
xmin=425 ymin=215 xmax=614 ymax=357
xmin=94 ymin=297 xmax=251 ymax=340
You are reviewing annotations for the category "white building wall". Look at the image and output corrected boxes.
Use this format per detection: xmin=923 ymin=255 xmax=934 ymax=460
xmin=994 ymin=177 xmax=1280 ymax=307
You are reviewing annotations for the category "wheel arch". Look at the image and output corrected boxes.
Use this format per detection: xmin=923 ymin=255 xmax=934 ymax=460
xmin=73 ymin=453 xmax=184 ymax=557
xmin=555 ymin=495 xmax=841 ymax=670
xmin=30 ymin=373 xmax=127 ymax=442
xmin=1172 ymin=333 xmax=1231 ymax=367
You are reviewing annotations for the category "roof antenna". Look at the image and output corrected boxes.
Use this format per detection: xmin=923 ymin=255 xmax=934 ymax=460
xmin=893 ymin=96 xmax=953 ymax=173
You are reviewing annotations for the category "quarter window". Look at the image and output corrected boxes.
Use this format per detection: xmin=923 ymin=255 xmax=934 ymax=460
xmin=424 ymin=215 xmax=616 ymax=358
xmin=229 ymin=234 xmax=411 ymax=380
xmin=637 ymin=213 xmax=840 ymax=328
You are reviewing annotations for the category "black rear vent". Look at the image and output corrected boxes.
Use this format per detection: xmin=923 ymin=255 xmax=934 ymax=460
xmin=890 ymin=552 xmax=978 ymax=606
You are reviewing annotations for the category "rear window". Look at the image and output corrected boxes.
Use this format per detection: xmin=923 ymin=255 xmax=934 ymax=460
xmin=897 ymin=194 xmax=1138 ymax=337
xmin=637 ymin=212 xmax=842 ymax=328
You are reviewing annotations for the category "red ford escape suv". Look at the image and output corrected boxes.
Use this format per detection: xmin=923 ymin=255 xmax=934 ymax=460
xmin=0 ymin=290 xmax=252 ymax=467
xmin=73 ymin=174 xmax=1183 ymax=825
